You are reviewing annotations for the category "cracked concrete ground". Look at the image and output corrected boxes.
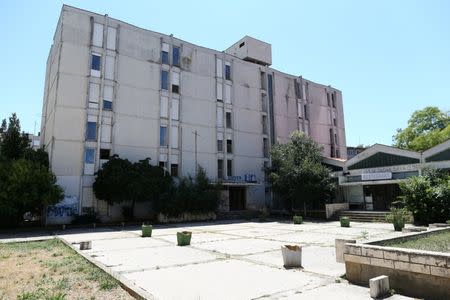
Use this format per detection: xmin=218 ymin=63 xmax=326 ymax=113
xmin=9 ymin=220 xmax=415 ymax=299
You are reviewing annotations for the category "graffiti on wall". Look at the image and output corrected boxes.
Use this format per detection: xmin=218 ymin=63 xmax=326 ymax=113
xmin=46 ymin=195 xmax=79 ymax=224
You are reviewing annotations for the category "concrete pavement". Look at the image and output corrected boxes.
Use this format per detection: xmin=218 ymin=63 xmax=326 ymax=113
xmin=52 ymin=220 xmax=414 ymax=299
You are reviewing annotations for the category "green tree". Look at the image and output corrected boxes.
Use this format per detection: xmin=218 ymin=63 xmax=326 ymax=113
xmin=398 ymin=169 xmax=450 ymax=225
xmin=0 ymin=113 xmax=30 ymax=160
xmin=393 ymin=106 xmax=450 ymax=151
xmin=267 ymin=131 xmax=335 ymax=214
xmin=93 ymin=155 xmax=172 ymax=219
xmin=0 ymin=113 xmax=63 ymax=228
xmin=0 ymin=159 xmax=64 ymax=227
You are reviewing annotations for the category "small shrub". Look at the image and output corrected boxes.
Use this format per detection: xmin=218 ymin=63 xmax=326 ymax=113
xmin=293 ymin=215 xmax=303 ymax=224
xmin=340 ymin=217 xmax=350 ymax=227
xmin=386 ymin=208 xmax=411 ymax=231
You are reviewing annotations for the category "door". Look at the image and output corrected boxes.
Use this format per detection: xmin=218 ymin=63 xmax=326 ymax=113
xmin=229 ymin=187 xmax=246 ymax=211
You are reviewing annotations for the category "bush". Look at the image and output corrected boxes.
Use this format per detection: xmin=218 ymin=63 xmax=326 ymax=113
xmin=386 ymin=208 xmax=411 ymax=231
xmin=155 ymin=167 xmax=220 ymax=217
xmin=398 ymin=169 xmax=450 ymax=225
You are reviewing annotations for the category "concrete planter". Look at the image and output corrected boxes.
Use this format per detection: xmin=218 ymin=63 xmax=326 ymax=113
xmin=340 ymin=217 xmax=350 ymax=227
xmin=281 ymin=245 xmax=302 ymax=268
xmin=79 ymin=241 xmax=92 ymax=250
xmin=293 ymin=215 xmax=303 ymax=224
xmin=177 ymin=231 xmax=192 ymax=246
xmin=142 ymin=224 xmax=152 ymax=237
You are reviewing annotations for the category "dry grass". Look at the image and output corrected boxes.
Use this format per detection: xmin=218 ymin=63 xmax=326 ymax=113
xmin=0 ymin=239 xmax=135 ymax=300
xmin=379 ymin=230 xmax=450 ymax=253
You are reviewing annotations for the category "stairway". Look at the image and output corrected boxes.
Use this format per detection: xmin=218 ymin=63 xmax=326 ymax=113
xmin=336 ymin=210 xmax=389 ymax=222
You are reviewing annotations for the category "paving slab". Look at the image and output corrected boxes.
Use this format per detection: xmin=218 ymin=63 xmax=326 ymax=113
xmin=194 ymin=237 xmax=283 ymax=255
xmin=244 ymin=246 xmax=345 ymax=277
xmin=157 ymin=232 xmax=239 ymax=244
xmin=57 ymin=228 xmax=136 ymax=243
xmin=125 ymin=259 xmax=327 ymax=300
xmin=279 ymin=282 xmax=412 ymax=299
xmin=222 ymin=227 xmax=295 ymax=238
xmin=85 ymin=236 xmax=170 ymax=253
xmin=267 ymin=231 xmax=354 ymax=246
xmin=91 ymin=244 xmax=220 ymax=273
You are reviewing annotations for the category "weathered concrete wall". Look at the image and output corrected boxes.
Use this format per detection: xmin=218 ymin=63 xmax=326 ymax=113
xmin=326 ymin=203 xmax=349 ymax=219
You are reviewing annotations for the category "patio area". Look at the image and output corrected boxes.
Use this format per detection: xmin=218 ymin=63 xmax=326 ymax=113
xmin=47 ymin=220 xmax=415 ymax=299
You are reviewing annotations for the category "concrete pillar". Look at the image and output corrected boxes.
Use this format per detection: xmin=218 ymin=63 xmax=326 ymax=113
xmin=369 ymin=275 xmax=390 ymax=298
xmin=335 ymin=238 xmax=356 ymax=263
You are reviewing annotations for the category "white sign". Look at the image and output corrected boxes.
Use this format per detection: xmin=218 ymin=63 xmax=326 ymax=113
xmin=361 ymin=172 xmax=392 ymax=181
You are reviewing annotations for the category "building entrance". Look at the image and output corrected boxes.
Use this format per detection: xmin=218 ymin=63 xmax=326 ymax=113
xmin=229 ymin=187 xmax=246 ymax=211
xmin=363 ymin=184 xmax=400 ymax=211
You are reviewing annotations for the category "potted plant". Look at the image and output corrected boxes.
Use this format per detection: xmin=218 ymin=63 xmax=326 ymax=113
xmin=386 ymin=208 xmax=410 ymax=231
xmin=142 ymin=223 xmax=152 ymax=237
xmin=177 ymin=231 xmax=192 ymax=246
xmin=340 ymin=216 xmax=350 ymax=227
xmin=281 ymin=245 xmax=302 ymax=268
xmin=293 ymin=215 xmax=303 ymax=224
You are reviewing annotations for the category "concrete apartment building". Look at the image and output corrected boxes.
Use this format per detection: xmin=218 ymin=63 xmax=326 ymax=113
xmin=40 ymin=5 xmax=346 ymax=220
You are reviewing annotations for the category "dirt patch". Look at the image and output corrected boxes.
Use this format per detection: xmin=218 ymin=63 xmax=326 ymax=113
xmin=0 ymin=239 xmax=134 ymax=299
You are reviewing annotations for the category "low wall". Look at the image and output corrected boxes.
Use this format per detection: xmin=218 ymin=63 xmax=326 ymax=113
xmin=325 ymin=203 xmax=349 ymax=219
xmin=344 ymin=228 xmax=450 ymax=300
xmin=157 ymin=212 xmax=216 ymax=223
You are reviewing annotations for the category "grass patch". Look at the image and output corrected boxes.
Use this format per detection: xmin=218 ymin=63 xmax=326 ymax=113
xmin=378 ymin=231 xmax=450 ymax=253
xmin=0 ymin=239 xmax=133 ymax=299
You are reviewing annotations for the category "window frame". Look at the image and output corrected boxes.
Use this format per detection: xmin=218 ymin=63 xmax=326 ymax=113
xmin=86 ymin=121 xmax=97 ymax=141
xmin=173 ymin=46 xmax=180 ymax=67
xmin=161 ymin=70 xmax=169 ymax=90
xmin=159 ymin=126 xmax=168 ymax=146
xmin=85 ymin=148 xmax=95 ymax=164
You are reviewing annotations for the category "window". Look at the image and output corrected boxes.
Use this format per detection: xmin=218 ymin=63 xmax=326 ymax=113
xmin=304 ymin=105 xmax=309 ymax=120
xmin=263 ymin=138 xmax=269 ymax=157
xmin=173 ymin=46 xmax=180 ymax=66
xmin=334 ymin=133 xmax=338 ymax=145
xmin=161 ymin=50 xmax=169 ymax=64
xmin=103 ymin=85 xmax=113 ymax=110
xmin=171 ymin=71 xmax=180 ymax=94
xmin=227 ymin=160 xmax=232 ymax=177
xmin=216 ymin=58 xmax=223 ymax=78
xmin=217 ymin=139 xmax=223 ymax=152
xmin=92 ymin=23 xmax=103 ymax=47
xmin=226 ymin=112 xmax=232 ymax=129
xmin=333 ymin=117 xmax=337 ymax=126
xmin=171 ymin=126 xmax=179 ymax=148
xmin=225 ymin=64 xmax=231 ymax=80
xmin=170 ymin=164 xmax=178 ymax=177
xmin=329 ymin=129 xmax=334 ymax=144
xmin=105 ymin=56 xmax=115 ymax=80
xmin=85 ymin=148 xmax=95 ymax=164
xmin=86 ymin=122 xmax=97 ymax=140
xmin=100 ymin=149 xmax=110 ymax=160
xmin=224 ymin=84 xmax=231 ymax=104
xmin=159 ymin=161 xmax=166 ymax=168
xmin=218 ymin=159 xmax=224 ymax=179
xmin=336 ymin=149 xmax=340 ymax=158
xmin=103 ymin=100 xmax=112 ymax=110
xmin=89 ymin=83 xmax=100 ymax=108
xmin=160 ymin=126 xmax=167 ymax=146
xmin=332 ymin=93 xmax=336 ymax=108
xmin=91 ymin=54 xmax=101 ymax=71
xmin=260 ymin=72 xmax=266 ymax=90
xmin=217 ymin=107 xmax=223 ymax=127
xmin=160 ymin=96 xmax=169 ymax=118
xmin=107 ymin=27 xmax=117 ymax=50
xmin=261 ymin=94 xmax=267 ymax=112
xmin=226 ymin=139 xmax=232 ymax=153
xmin=239 ymin=42 xmax=245 ymax=48
xmin=327 ymin=93 xmax=330 ymax=106
xmin=262 ymin=115 xmax=268 ymax=134
xmin=161 ymin=70 xmax=169 ymax=90
xmin=217 ymin=82 xmax=223 ymax=101
xmin=171 ymin=98 xmax=179 ymax=120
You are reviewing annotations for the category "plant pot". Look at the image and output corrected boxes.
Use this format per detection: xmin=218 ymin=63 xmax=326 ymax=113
xmin=281 ymin=245 xmax=302 ymax=268
xmin=446 ymin=220 xmax=450 ymax=225
xmin=177 ymin=231 xmax=192 ymax=246
xmin=340 ymin=217 xmax=350 ymax=227
xmin=142 ymin=224 xmax=153 ymax=237
xmin=393 ymin=221 xmax=405 ymax=232
xmin=293 ymin=215 xmax=303 ymax=224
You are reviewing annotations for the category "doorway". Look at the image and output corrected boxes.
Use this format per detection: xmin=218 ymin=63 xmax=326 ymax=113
xmin=229 ymin=187 xmax=246 ymax=211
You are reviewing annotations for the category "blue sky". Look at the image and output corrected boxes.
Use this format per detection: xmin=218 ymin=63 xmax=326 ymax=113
xmin=1 ymin=0 xmax=449 ymax=146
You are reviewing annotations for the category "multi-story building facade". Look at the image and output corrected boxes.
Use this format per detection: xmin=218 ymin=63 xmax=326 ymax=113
xmin=40 ymin=5 xmax=346 ymax=220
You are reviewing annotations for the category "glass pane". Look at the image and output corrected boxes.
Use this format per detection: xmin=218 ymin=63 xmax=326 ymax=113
xmin=85 ymin=148 xmax=95 ymax=164
xmin=161 ymin=70 xmax=168 ymax=90
xmin=160 ymin=126 xmax=167 ymax=146
xmin=91 ymin=55 xmax=101 ymax=71
xmin=225 ymin=65 xmax=231 ymax=80
xmin=161 ymin=51 xmax=169 ymax=64
xmin=86 ymin=122 xmax=97 ymax=140
xmin=103 ymin=100 xmax=112 ymax=110
xmin=173 ymin=47 xmax=180 ymax=66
